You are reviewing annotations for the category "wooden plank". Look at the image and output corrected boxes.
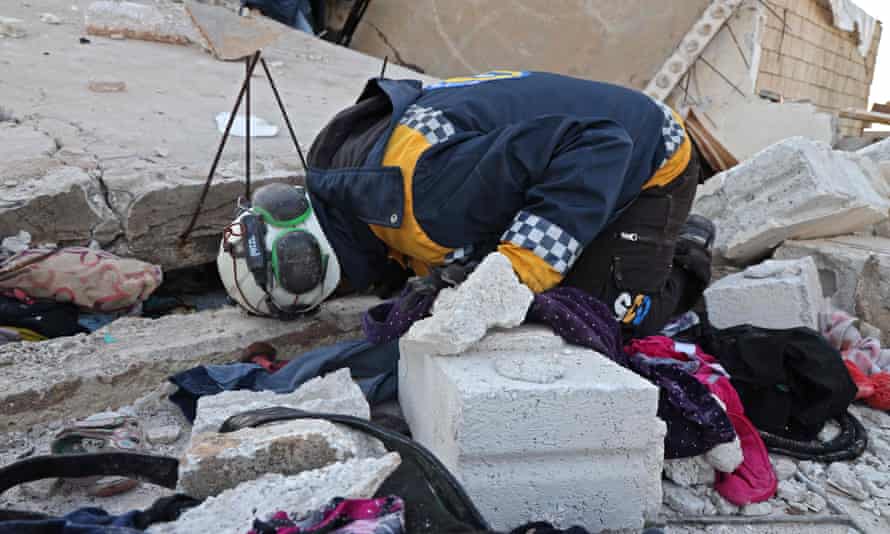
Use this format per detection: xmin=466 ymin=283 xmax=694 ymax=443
xmin=838 ymin=108 xmax=890 ymax=126
xmin=684 ymin=108 xmax=739 ymax=173
xmin=872 ymin=102 xmax=890 ymax=115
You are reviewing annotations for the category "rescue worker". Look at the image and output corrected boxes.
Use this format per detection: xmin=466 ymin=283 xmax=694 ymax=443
xmin=218 ymin=70 xmax=714 ymax=337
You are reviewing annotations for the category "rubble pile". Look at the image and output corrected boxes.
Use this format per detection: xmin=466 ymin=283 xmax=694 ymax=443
xmin=3 ymin=1 xmax=890 ymax=534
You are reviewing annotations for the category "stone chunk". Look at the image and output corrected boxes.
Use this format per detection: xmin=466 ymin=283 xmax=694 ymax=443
xmin=663 ymin=482 xmax=707 ymax=515
xmin=191 ymin=368 xmax=369 ymax=436
xmin=402 ymin=253 xmax=533 ymax=356
xmin=0 ymin=16 xmax=26 ymax=38
xmin=152 ymin=454 xmax=400 ymax=534
xmin=147 ymin=424 xmax=182 ymax=445
xmin=827 ymin=462 xmax=869 ymax=501
xmin=399 ymin=326 xmax=664 ymax=531
xmin=178 ymin=418 xmax=386 ymax=499
xmin=664 ymin=456 xmax=716 ymax=487
xmin=771 ymin=456 xmax=798 ymax=481
xmin=692 ymin=137 xmax=889 ymax=264
xmin=85 ymin=1 xmax=200 ymax=46
xmin=704 ymin=257 xmax=824 ymax=330
xmin=775 ymin=236 xmax=890 ymax=344
xmin=185 ymin=1 xmax=285 ymax=60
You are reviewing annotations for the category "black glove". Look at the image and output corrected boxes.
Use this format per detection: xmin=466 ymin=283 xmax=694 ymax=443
xmin=399 ymin=260 xmax=478 ymax=312
xmin=371 ymin=259 xmax=412 ymax=299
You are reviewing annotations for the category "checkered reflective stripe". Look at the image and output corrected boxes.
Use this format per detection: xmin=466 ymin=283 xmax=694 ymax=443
xmin=399 ymin=104 xmax=456 ymax=145
xmin=502 ymin=211 xmax=581 ymax=274
xmin=653 ymin=99 xmax=686 ymax=168
xmin=444 ymin=245 xmax=473 ymax=264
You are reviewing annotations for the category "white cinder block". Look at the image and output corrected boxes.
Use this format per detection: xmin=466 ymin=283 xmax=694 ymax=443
xmin=704 ymin=256 xmax=824 ymax=330
xmin=399 ymin=326 xmax=665 ymax=531
xmin=692 ymin=137 xmax=889 ymax=264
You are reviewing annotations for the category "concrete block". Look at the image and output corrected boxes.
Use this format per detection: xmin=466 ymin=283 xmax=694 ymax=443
xmin=0 ymin=298 xmax=370 ymax=431
xmin=403 ymin=253 xmax=533 ymax=356
xmin=775 ymin=235 xmax=890 ymax=344
xmin=692 ymin=138 xmax=889 ymax=264
xmin=704 ymin=257 xmax=824 ymax=330
xmin=399 ymin=326 xmax=665 ymax=531
xmin=191 ymin=368 xmax=369 ymax=436
xmin=151 ymin=454 xmax=401 ymax=534
xmin=178 ymin=418 xmax=386 ymax=499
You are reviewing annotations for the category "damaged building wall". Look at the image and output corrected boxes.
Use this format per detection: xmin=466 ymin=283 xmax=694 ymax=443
xmin=758 ymin=0 xmax=883 ymax=137
xmin=344 ymin=0 xmax=711 ymax=89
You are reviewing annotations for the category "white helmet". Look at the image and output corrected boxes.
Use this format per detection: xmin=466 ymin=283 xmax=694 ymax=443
xmin=217 ymin=183 xmax=341 ymax=318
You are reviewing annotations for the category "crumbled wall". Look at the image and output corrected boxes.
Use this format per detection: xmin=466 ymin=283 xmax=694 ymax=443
xmin=757 ymin=0 xmax=882 ymax=137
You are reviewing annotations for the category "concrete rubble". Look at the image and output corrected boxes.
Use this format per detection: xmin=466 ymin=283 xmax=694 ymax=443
xmin=0 ymin=1 xmax=433 ymax=271
xmin=152 ymin=454 xmax=401 ymax=534
xmin=775 ymin=236 xmax=890 ymax=344
xmin=400 ymin=325 xmax=666 ymax=531
xmin=180 ymin=418 xmax=387 ymax=499
xmin=402 ymin=252 xmax=534 ymax=356
xmin=692 ymin=137 xmax=889 ymax=264
xmin=704 ymin=256 xmax=825 ymax=330
xmin=190 ymin=367 xmax=370 ymax=436
xmin=3 ymin=1 xmax=890 ymax=533
xmin=180 ymin=368 xmax=386 ymax=499
xmin=0 ymin=296 xmax=375 ymax=431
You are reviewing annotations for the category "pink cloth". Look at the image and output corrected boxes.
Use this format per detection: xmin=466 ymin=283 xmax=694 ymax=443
xmin=625 ymin=336 xmax=778 ymax=505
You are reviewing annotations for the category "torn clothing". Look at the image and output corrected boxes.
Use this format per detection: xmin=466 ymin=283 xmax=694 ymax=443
xmin=307 ymin=71 xmax=691 ymax=293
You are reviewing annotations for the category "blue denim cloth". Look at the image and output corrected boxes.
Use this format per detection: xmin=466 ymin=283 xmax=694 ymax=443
xmin=0 ymin=508 xmax=142 ymax=534
xmin=169 ymin=339 xmax=399 ymax=421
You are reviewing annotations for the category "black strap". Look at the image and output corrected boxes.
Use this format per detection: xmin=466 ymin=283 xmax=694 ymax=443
xmin=0 ymin=452 xmax=179 ymax=497
xmin=220 ymin=407 xmax=491 ymax=532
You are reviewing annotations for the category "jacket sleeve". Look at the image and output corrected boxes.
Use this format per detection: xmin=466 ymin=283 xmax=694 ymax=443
xmin=490 ymin=116 xmax=635 ymax=292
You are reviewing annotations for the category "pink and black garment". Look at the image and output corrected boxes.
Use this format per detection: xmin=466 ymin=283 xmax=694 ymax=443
xmin=248 ymin=496 xmax=404 ymax=534
xmin=625 ymin=336 xmax=777 ymax=506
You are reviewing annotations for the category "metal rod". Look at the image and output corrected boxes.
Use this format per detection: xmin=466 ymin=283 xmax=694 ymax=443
xmin=180 ymin=51 xmax=261 ymax=242
xmin=380 ymin=55 xmax=388 ymax=79
xmin=260 ymin=57 xmax=308 ymax=171
xmin=245 ymin=54 xmax=252 ymax=200
xmin=698 ymin=56 xmax=747 ymax=98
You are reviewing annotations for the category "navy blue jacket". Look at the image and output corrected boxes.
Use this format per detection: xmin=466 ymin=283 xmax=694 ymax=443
xmin=307 ymin=71 xmax=690 ymax=292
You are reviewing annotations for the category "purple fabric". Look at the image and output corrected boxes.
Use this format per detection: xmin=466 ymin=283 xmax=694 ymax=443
xmin=526 ymin=287 xmax=735 ymax=458
xmin=362 ymin=288 xmax=436 ymax=344
xmin=526 ymin=287 xmax=625 ymax=365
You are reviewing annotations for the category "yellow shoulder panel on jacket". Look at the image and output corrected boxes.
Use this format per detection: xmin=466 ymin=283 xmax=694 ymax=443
xmin=370 ymin=124 xmax=452 ymax=273
xmin=497 ymin=242 xmax=563 ymax=293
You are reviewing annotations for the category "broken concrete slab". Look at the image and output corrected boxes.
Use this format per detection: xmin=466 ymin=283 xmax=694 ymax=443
xmin=190 ymin=368 xmax=369 ymax=436
xmin=859 ymin=138 xmax=890 ymax=164
xmin=399 ymin=326 xmax=665 ymax=531
xmin=692 ymin=138 xmax=890 ymax=264
xmin=100 ymin=158 xmax=298 ymax=270
xmin=349 ymin=0 xmax=710 ymax=88
xmin=693 ymin=99 xmax=836 ymax=163
xmin=179 ymin=417 xmax=386 ymax=499
xmin=0 ymin=165 xmax=117 ymax=246
xmin=775 ymin=235 xmax=890 ymax=344
xmin=402 ymin=253 xmax=533 ymax=356
xmin=0 ymin=297 xmax=370 ymax=431
xmin=704 ymin=257 xmax=824 ymax=330
xmin=85 ymin=1 xmax=202 ymax=46
xmin=186 ymin=1 xmax=285 ymax=60
xmin=1 ymin=0 xmax=433 ymax=270
xmin=151 ymin=453 xmax=400 ymax=534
